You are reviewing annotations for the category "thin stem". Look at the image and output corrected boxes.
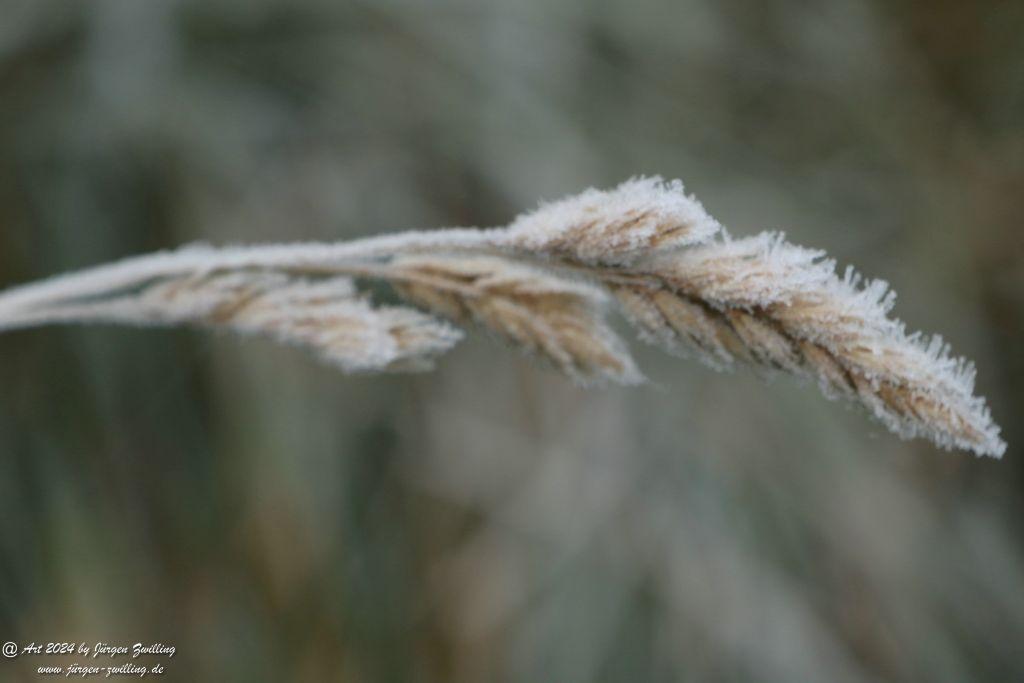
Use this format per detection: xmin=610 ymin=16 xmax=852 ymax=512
xmin=0 ymin=228 xmax=509 ymax=320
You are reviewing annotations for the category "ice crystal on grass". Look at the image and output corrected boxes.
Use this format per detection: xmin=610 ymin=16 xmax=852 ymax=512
xmin=0 ymin=272 xmax=461 ymax=372
xmin=505 ymin=177 xmax=721 ymax=265
xmin=0 ymin=179 xmax=1005 ymax=456
xmin=390 ymin=255 xmax=641 ymax=385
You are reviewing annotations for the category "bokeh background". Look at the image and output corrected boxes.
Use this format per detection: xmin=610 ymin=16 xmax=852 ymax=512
xmin=0 ymin=0 xmax=1022 ymax=680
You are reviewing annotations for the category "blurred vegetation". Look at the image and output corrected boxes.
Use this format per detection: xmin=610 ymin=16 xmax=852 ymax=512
xmin=0 ymin=0 xmax=1022 ymax=681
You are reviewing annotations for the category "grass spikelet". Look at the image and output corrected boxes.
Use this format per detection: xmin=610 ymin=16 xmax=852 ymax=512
xmin=504 ymin=176 xmax=721 ymax=265
xmin=389 ymin=255 xmax=641 ymax=385
xmin=0 ymin=272 xmax=462 ymax=372
xmin=624 ymin=234 xmax=1005 ymax=457
xmin=612 ymin=285 xmax=744 ymax=368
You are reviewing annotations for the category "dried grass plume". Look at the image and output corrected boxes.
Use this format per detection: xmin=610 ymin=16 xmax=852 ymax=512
xmin=0 ymin=177 xmax=1005 ymax=457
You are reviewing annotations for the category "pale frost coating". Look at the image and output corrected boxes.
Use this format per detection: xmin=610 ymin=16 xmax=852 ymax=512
xmin=0 ymin=272 xmax=462 ymax=372
xmin=631 ymin=232 xmax=1005 ymax=457
xmin=389 ymin=255 xmax=642 ymax=386
xmin=504 ymin=176 xmax=722 ymax=265
xmin=0 ymin=179 xmax=1005 ymax=457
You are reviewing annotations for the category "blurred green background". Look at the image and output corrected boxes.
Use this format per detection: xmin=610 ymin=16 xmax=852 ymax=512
xmin=0 ymin=0 xmax=1022 ymax=681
